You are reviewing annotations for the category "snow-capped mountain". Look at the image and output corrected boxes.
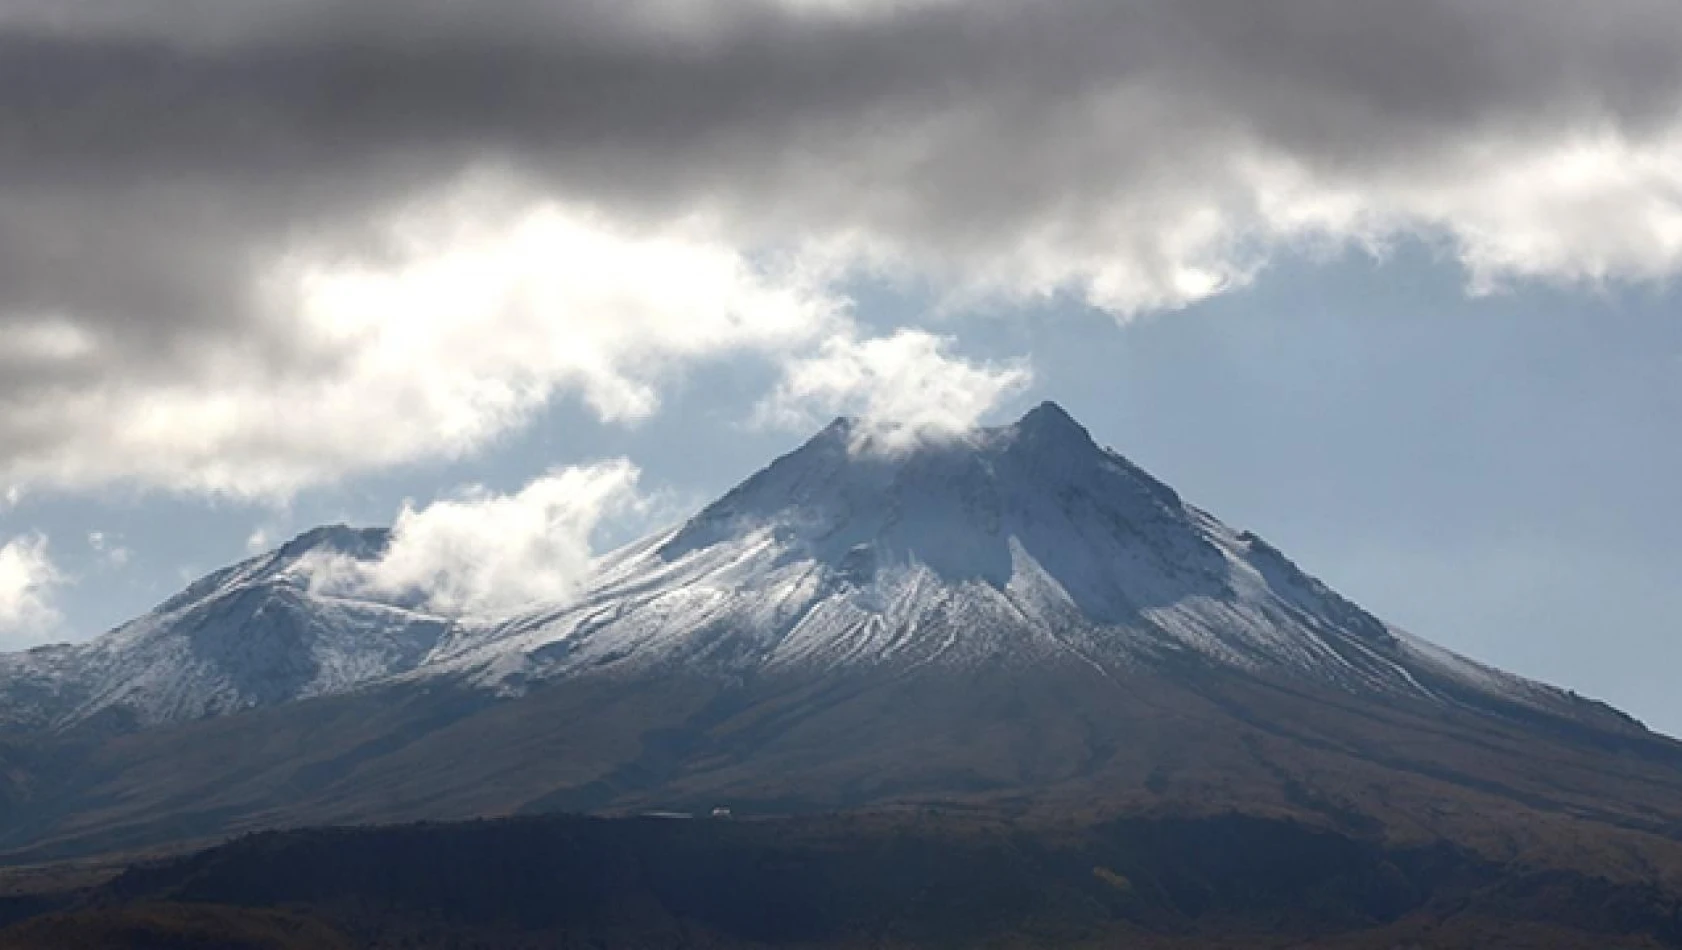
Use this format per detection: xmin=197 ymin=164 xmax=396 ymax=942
xmin=429 ymin=402 xmax=1638 ymax=736
xmin=3 ymin=402 xmax=1678 ymax=864
xmin=0 ymin=526 xmax=459 ymax=731
xmin=0 ymin=403 xmax=1642 ymax=739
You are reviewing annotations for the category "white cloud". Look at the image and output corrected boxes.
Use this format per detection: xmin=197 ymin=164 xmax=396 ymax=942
xmin=1238 ymin=129 xmax=1682 ymax=297
xmin=0 ymin=185 xmax=846 ymax=498
xmin=0 ymin=534 xmax=65 ymax=647
xmin=245 ymin=527 xmax=277 ymax=556
xmin=86 ymin=530 xmax=131 ymax=568
xmin=757 ymin=329 xmax=1032 ymax=452
xmin=873 ymin=123 xmax=1682 ymax=318
xmin=308 ymin=460 xmax=646 ymax=617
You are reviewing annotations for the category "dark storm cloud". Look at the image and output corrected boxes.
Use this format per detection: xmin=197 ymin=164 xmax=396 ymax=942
xmin=3 ymin=0 xmax=1682 ymax=492
xmin=9 ymin=1 xmax=1680 ymax=163
xmin=5 ymin=0 xmax=1681 ymax=278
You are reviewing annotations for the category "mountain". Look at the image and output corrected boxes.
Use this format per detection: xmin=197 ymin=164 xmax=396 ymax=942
xmin=0 ymin=403 xmax=1639 ymax=739
xmin=427 ymin=402 xmax=1637 ymax=737
xmin=0 ymin=526 xmax=459 ymax=732
xmin=1 ymin=403 xmax=1681 ymax=875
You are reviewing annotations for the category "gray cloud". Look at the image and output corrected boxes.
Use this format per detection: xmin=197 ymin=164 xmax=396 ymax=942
xmin=9 ymin=2 xmax=1678 ymax=168
xmin=3 ymin=0 xmax=1682 ymax=493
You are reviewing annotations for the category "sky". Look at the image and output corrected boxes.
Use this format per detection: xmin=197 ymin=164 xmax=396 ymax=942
xmin=0 ymin=0 xmax=1680 ymax=733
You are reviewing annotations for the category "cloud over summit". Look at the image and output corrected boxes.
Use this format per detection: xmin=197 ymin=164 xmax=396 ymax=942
xmin=304 ymin=460 xmax=649 ymax=617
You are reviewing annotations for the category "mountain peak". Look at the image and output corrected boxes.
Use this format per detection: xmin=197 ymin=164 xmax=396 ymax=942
xmin=276 ymin=524 xmax=390 ymax=562
xmin=148 ymin=524 xmax=392 ymax=623
xmin=1014 ymin=400 xmax=1089 ymax=440
xmin=664 ymin=401 xmax=1169 ymax=565
xmin=775 ymin=403 xmax=1097 ymax=473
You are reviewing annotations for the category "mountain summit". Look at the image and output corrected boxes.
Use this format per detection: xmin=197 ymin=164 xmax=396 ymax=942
xmin=1 ymin=403 xmax=1678 ymax=864
xmin=0 ymin=524 xmax=455 ymax=731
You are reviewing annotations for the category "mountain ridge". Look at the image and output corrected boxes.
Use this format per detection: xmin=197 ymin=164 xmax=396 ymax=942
xmin=1 ymin=402 xmax=1679 ymax=868
xmin=0 ymin=402 xmax=1654 ymax=739
xmin=0 ymin=525 xmax=457 ymax=732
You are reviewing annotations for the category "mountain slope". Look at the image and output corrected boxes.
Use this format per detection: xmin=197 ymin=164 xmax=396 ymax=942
xmin=0 ymin=403 xmax=1643 ymax=740
xmin=0 ymin=527 xmax=459 ymax=732
xmin=0 ymin=403 xmax=1679 ymax=870
xmin=432 ymin=402 xmax=1638 ymax=739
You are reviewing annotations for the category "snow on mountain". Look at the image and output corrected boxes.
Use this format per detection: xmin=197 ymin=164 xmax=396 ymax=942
xmin=431 ymin=402 xmax=1640 ymax=735
xmin=0 ymin=526 xmax=460 ymax=731
xmin=0 ymin=402 xmax=1642 ymax=739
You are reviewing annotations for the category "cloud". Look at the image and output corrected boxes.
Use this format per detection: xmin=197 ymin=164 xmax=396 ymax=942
xmin=0 ymin=193 xmax=843 ymax=497
xmin=307 ymin=460 xmax=646 ymax=617
xmin=2 ymin=0 xmax=1682 ymax=493
xmin=0 ymin=534 xmax=65 ymax=646
xmin=757 ymin=330 xmax=1031 ymax=451
xmin=245 ymin=528 xmax=275 ymax=556
xmin=87 ymin=530 xmax=131 ymax=568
